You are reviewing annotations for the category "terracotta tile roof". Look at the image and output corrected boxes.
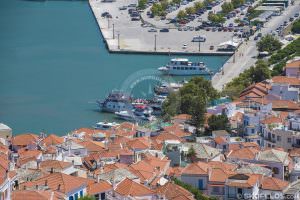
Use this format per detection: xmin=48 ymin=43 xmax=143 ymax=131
xmin=163 ymin=123 xmax=192 ymax=138
xmin=79 ymin=141 xmax=105 ymax=153
xmin=42 ymin=134 xmax=64 ymax=146
xmin=166 ymin=167 xmax=183 ymax=177
xmin=272 ymin=76 xmax=300 ymax=86
xmin=156 ymin=182 xmax=194 ymax=200
xmin=214 ymin=136 xmax=227 ymax=145
xmin=153 ymin=132 xmax=183 ymax=143
xmin=182 ymin=162 xmax=209 ymax=175
xmin=129 ymin=154 xmax=169 ymax=182
xmin=227 ymin=148 xmax=259 ymax=160
xmin=126 ymin=137 xmax=151 ymax=150
xmin=40 ymin=160 xmax=72 ymax=170
xmin=87 ymin=180 xmax=112 ymax=195
xmin=226 ymin=174 xmax=262 ymax=188
xmin=12 ymin=190 xmax=61 ymax=200
xmin=12 ymin=134 xmax=38 ymax=146
xmin=240 ymin=82 xmax=270 ymax=99
xmin=115 ymin=178 xmax=154 ymax=197
xmin=261 ymin=177 xmax=289 ymax=191
xmin=261 ymin=116 xmax=283 ymax=124
xmin=24 ymin=172 xmax=88 ymax=194
xmin=18 ymin=149 xmax=42 ymax=159
xmin=286 ymin=59 xmax=300 ymax=68
xmin=209 ymin=167 xmax=236 ymax=183
xmin=289 ymin=148 xmax=300 ymax=157
xmin=271 ymin=100 xmax=300 ymax=110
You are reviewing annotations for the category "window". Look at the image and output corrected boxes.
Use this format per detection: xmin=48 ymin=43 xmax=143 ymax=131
xmin=272 ymin=134 xmax=275 ymax=138
xmin=273 ymin=167 xmax=279 ymax=174
xmin=75 ymin=193 xmax=78 ymax=200
xmin=277 ymin=136 xmax=281 ymax=141
xmin=101 ymin=193 xmax=106 ymax=200
xmin=237 ymin=188 xmax=243 ymax=195
xmin=80 ymin=191 xmax=83 ymax=197
xmin=251 ymin=129 xmax=255 ymax=133
xmin=69 ymin=196 xmax=74 ymax=200
xmin=288 ymin=138 xmax=292 ymax=143
xmin=212 ymin=186 xmax=220 ymax=194
xmin=228 ymin=187 xmax=236 ymax=198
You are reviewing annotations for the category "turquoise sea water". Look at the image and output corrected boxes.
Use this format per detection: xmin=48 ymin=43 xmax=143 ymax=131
xmin=0 ymin=0 xmax=229 ymax=135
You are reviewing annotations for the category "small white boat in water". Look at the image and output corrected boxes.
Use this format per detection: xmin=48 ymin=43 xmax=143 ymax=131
xmin=94 ymin=121 xmax=120 ymax=130
xmin=115 ymin=105 xmax=156 ymax=122
xmin=158 ymin=58 xmax=212 ymax=75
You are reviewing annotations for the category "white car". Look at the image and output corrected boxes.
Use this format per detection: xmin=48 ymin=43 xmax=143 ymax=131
xmin=182 ymin=44 xmax=188 ymax=49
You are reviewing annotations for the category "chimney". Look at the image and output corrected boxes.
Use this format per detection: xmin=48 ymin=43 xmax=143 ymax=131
xmin=72 ymin=160 xmax=75 ymax=166
xmin=36 ymin=185 xmax=38 ymax=190
xmin=50 ymin=168 xmax=54 ymax=174
xmin=57 ymin=184 xmax=61 ymax=191
xmin=44 ymin=180 xmax=48 ymax=186
xmin=23 ymin=185 xmax=26 ymax=190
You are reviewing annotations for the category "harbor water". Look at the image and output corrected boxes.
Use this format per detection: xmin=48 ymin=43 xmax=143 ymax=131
xmin=0 ymin=0 xmax=229 ymax=135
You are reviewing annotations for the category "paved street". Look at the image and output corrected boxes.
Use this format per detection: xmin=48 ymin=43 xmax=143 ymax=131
xmin=211 ymin=0 xmax=300 ymax=91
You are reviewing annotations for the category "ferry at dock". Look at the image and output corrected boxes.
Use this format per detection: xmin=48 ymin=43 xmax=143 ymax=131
xmin=115 ymin=105 xmax=156 ymax=122
xmin=97 ymin=91 xmax=133 ymax=113
xmin=158 ymin=58 xmax=212 ymax=75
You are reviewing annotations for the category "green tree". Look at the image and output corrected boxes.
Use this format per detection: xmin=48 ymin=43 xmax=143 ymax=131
xmin=172 ymin=0 xmax=181 ymax=4
xmin=190 ymin=96 xmax=206 ymax=128
xmin=194 ymin=2 xmax=204 ymax=11
xmin=187 ymin=146 xmax=197 ymax=162
xmin=138 ymin=0 xmax=147 ymax=9
xmin=162 ymin=92 xmax=181 ymax=121
xmin=248 ymin=60 xmax=271 ymax=83
xmin=257 ymin=34 xmax=282 ymax=53
xmin=221 ymin=2 xmax=234 ymax=14
xmin=292 ymin=19 xmax=300 ymax=34
xmin=222 ymin=60 xmax=271 ymax=99
xmin=177 ymin=10 xmax=187 ymax=19
xmin=185 ymin=7 xmax=196 ymax=15
xmin=208 ymin=13 xmax=225 ymax=24
xmin=162 ymin=77 xmax=218 ymax=128
xmin=231 ymin=0 xmax=245 ymax=8
xmin=207 ymin=114 xmax=230 ymax=132
xmin=161 ymin=0 xmax=169 ymax=10
xmin=151 ymin=3 xmax=164 ymax=16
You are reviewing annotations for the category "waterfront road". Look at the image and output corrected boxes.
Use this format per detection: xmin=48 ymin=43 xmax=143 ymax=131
xmin=211 ymin=0 xmax=300 ymax=91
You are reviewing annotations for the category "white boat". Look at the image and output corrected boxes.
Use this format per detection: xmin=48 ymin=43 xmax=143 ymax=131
xmin=115 ymin=105 xmax=156 ymax=122
xmin=97 ymin=91 xmax=133 ymax=113
xmin=158 ymin=58 xmax=212 ymax=75
xmin=94 ymin=121 xmax=120 ymax=130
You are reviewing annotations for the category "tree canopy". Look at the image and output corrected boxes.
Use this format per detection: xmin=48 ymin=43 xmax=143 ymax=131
xmin=162 ymin=77 xmax=219 ymax=128
xmin=207 ymin=114 xmax=230 ymax=132
xmin=222 ymin=60 xmax=271 ymax=99
xmin=177 ymin=10 xmax=187 ymax=19
xmin=257 ymin=35 xmax=282 ymax=53
xmin=138 ymin=0 xmax=147 ymax=9
xmin=221 ymin=2 xmax=234 ymax=14
xmin=292 ymin=19 xmax=300 ymax=34
xmin=208 ymin=13 xmax=225 ymax=24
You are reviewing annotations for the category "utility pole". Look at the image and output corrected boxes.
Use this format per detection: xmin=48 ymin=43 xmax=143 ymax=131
xmin=233 ymin=49 xmax=236 ymax=63
xmin=107 ymin=18 xmax=110 ymax=29
xmin=154 ymin=34 xmax=157 ymax=51
xmin=118 ymin=33 xmax=120 ymax=49
xmin=112 ymin=23 xmax=115 ymax=39
xmin=198 ymin=41 xmax=201 ymax=52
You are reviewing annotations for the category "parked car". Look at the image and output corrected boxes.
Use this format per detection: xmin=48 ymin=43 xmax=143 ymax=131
xmin=182 ymin=44 xmax=188 ymax=49
xmin=119 ymin=6 xmax=127 ymax=10
xmin=209 ymin=45 xmax=214 ymax=50
xmin=289 ymin=17 xmax=294 ymax=22
xmin=160 ymin=28 xmax=169 ymax=32
xmin=101 ymin=12 xmax=110 ymax=17
xmin=257 ymin=33 xmax=262 ymax=37
xmin=148 ymin=28 xmax=157 ymax=32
